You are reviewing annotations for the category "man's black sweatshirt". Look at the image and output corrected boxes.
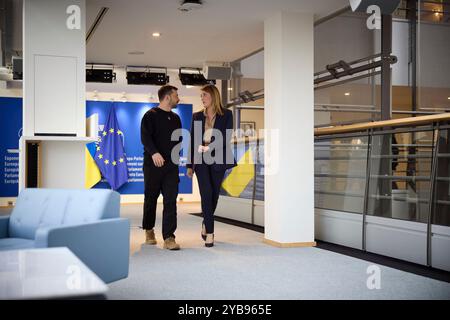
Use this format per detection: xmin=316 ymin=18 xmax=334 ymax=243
xmin=140 ymin=107 xmax=182 ymax=168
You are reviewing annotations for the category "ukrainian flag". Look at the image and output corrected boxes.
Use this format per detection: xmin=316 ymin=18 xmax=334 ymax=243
xmin=221 ymin=148 xmax=255 ymax=197
xmin=85 ymin=141 xmax=101 ymax=189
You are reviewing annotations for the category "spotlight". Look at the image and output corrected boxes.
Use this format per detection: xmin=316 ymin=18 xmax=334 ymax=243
xmin=86 ymin=63 xmax=116 ymax=83
xmin=126 ymin=66 xmax=169 ymax=85
xmin=178 ymin=67 xmax=215 ymax=86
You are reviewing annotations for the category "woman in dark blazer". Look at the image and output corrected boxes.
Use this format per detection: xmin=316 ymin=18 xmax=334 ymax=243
xmin=186 ymin=84 xmax=236 ymax=247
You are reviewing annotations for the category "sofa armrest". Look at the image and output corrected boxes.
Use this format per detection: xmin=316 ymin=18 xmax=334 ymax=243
xmin=0 ymin=215 xmax=10 ymax=239
xmin=34 ymin=218 xmax=130 ymax=283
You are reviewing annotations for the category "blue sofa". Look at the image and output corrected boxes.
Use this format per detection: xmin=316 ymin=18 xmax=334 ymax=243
xmin=0 ymin=188 xmax=130 ymax=283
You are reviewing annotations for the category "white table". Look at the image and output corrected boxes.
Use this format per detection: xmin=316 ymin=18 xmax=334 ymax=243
xmin=0 ymin=247 xmax=108 ymax=299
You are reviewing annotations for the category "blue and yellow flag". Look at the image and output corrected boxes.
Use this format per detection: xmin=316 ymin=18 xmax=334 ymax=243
xmin=85 ymin=142 xmax=101 ymax=189
xmin=221 ymin=148 xmax=255 ymax=197
xmin=94 ymin=104 xmax=129 ymax=190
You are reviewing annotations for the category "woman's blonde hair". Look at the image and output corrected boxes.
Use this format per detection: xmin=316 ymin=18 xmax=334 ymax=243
xmin=201 ymin=84 xmax=224 ymax=116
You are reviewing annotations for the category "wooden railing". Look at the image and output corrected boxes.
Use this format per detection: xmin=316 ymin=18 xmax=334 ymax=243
xmin=315 ymin=113 xmax=450 ymax=136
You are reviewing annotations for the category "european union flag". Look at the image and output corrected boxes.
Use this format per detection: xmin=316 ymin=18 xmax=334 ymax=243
xmin=94 ymin=104 xmax=129 ymax=190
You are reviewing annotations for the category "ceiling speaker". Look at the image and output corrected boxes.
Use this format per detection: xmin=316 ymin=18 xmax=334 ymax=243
xmin=203 ymin=63 xmax=232 ymax=80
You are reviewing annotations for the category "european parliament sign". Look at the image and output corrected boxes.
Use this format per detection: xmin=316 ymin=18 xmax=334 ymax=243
xmin=0 ymin=98 xmax=22 ymax=198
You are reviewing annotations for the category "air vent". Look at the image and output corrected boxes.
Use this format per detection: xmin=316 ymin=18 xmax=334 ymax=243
xmin=128 ymin=51 xmax=145 ymax=55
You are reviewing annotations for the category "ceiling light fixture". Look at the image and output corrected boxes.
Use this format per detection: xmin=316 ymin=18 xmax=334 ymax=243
xmin=178 ymin=0 xmax=203 ymax=12
xmin=86 ymin=63 xmax=116 ymax=83
xmin=126 ymin=66 xmax=169 ymax=85
xmin=345 ymin=92 xmax=351 ymax=96
xmin=152 ymin=32 xmax=161 ymax=38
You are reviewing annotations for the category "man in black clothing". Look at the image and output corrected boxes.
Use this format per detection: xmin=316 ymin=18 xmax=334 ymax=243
xmin=141 ymin=85 xmax=182 ymax=250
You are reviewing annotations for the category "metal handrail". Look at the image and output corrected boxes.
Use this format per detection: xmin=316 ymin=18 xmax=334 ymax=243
xmin=315 ymin=173 xmax=367 ymax=179
xmin=315 ymin=113 xmax=450 ymax=136
xmin=314 ymin=53 xmax=382 ymax=77
xmin=315 ymin=156 xmax=368 ymax=160
xmin=369 ymin=195 xmax=429 ymax=204
xmin=314 ymin=190 xmax=365 ymax=198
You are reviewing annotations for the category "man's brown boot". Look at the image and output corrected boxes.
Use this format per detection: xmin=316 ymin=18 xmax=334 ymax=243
xmin=145 ymin=229 xmax=157 ymax=245
xmin=163 ymin=237 xmax=180 ymax=250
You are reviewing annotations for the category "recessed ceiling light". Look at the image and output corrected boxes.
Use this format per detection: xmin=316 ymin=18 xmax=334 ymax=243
xmin=345 ymin=92 xmax=350 ymax=96
xmin=152 ymin=32 xmax=161 ymax=38
xmin=447 ymin=97 xmax=450 ymax=100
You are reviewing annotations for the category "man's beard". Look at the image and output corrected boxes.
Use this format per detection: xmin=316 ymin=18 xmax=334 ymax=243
xmin=170 ymin=98 xmax=179 ymax=108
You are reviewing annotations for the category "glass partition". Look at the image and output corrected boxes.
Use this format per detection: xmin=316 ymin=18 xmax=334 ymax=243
xmin=314 ymin=136 xmax=369 ymax=213
xmin=434 ymin=127 xmax=450 ymax=227
xmin=367 ymin=129 xmax=434 ymax=222
xmin=220 ymin=121 xmax=449 ymax=227
xmin=219 ymin=138 xmax=264 ymax=201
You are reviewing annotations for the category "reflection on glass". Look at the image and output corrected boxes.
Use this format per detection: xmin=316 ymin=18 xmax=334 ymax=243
xmin=434 ymin=128 xmax=450 ymax=227
xmin=219 ymin=139 xmax=264 ymax=201
xmin=314 ymin=136 xmax=369 ymax=214
xmin=367 ymin=130 xmax=433 ymax=222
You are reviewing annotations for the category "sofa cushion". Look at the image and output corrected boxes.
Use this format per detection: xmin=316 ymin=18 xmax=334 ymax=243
xmin=8 ymin=189 xmax=120 ymax=240
xmin=0 ymin=238 xmax=35 ymax=251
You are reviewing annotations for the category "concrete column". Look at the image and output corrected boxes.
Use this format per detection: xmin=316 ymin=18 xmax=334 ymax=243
xmin=264 ymin=11 xmax=315 ymax=247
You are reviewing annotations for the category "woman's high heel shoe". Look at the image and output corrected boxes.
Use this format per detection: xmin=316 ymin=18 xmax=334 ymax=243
xmin=205 ymin=233 xmax=214 ymax=247
xmin=201 ymin=223 xmax=207 ymax=241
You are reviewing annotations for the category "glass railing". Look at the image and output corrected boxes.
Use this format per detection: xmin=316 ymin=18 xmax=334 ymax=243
xmin=218 ymin=114 xmax=450 ymax=268
xmin=220 ymin=114 xmax=450 ymax=230
xmin=315 ymin=136 xmax=369 ymax=214
xmin=434 ymin=128 xmax=450 ymax=226
xmin=315 ymin=114 xmax=450 ymax=228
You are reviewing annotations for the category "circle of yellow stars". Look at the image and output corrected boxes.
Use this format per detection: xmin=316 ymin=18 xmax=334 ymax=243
xmin=96 ymin=128 xmax=125 ymax=166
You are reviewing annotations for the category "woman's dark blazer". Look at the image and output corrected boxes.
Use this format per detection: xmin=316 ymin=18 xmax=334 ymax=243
xmin=187 ymin=108 xmax=237 ymax=172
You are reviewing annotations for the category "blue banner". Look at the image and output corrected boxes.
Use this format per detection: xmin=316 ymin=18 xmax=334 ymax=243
xmin=0 ymin=98 xmax=192 ymax=197
xmin=86 ymin=101 xmax=193 ymax=194
xmin=0 ymin=97 xmax=22 ymax=197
